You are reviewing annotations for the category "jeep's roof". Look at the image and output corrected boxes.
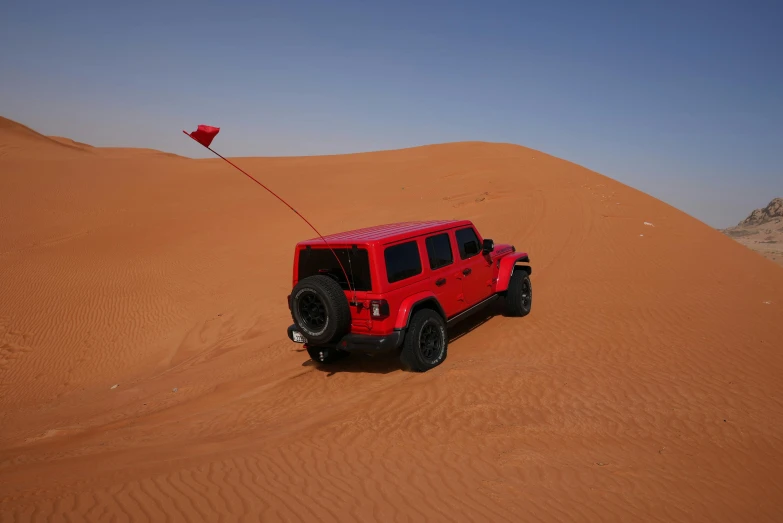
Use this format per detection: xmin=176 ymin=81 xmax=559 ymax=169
xmin=298 ymin=219 xmax=474 ymax=247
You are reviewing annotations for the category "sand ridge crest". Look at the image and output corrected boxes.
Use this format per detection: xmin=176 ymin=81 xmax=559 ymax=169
xmin=0 ymin=116 xmax=188 ymax=160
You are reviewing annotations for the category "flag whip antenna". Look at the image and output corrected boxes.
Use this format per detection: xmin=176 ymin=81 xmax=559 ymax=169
xmin=182 ymin=125 xmax=356 ymax=300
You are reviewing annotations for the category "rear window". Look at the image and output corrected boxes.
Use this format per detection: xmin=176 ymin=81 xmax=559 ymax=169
xmin=455 ymin=227 xmax=481 ymax=259
xmin=384 ymin=241 xmax=422 ymax=283
xmin=298 ymin=247 xmax=372 ymax=291
xmin=425 ymin=233 xmax=453 ymax=270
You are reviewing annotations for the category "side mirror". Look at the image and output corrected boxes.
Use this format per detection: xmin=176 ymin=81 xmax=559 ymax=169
xmin=482 ymin=238 xmax=494 ymax=254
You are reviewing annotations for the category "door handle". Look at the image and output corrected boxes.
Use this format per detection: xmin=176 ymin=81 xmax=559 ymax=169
xmin=435 ymin=278 xmax=446 ymax=286
xmin=463 ymin=268 xmax=472 ymax=276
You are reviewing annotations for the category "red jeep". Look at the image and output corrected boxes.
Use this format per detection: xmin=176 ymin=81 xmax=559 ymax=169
xmin=286 ymin=220 xmax=532 ymax=371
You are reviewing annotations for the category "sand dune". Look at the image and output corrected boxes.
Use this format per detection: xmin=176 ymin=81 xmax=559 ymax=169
xmin=47 ymin=136 xmax=95 ymax=150
xmin=0 ymin=117 xmax=93 ymax=158
xmin=1 ymin=116 xmax=782 ymax=522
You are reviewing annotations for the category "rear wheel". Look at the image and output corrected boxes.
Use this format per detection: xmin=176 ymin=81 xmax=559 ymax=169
xmin=290 ymin=275 xmax=351 ymax=345
xmin=400 ymin=309 xmax=448 ymax=372
xmin=505 ymin=270 xmax=532 ymax=317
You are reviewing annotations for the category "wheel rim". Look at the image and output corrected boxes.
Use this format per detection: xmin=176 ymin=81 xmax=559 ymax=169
xmin=419 ymin=322 xmax=443 ymax=363
xmin=520 ymin=278 xmax=532 ymax=311
xmin=298 ymin=291 xmax=327 ymax=332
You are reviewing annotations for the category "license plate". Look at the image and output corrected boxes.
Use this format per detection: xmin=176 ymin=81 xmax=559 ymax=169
xmin=292 ymin=330 xmax=305 ymax=343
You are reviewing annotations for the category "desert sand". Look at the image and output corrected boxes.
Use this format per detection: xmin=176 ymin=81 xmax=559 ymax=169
xmin=2 ymin=115 xmax=783 ymax=522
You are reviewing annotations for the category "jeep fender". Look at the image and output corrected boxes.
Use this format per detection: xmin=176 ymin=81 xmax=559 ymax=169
xmin=495 ymin=253 xmax=531 ymax=293
xmin=394 ymin=292 xmax=447 ymax=330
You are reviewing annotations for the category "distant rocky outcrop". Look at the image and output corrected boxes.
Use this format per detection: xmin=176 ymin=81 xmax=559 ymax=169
xmin=738 ymin=197 xmax=783 ymax=227
xmin=721 ymin=198 xmax=783 ymax=267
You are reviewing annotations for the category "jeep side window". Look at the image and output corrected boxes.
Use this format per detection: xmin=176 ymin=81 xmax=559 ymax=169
xmin=425 ymin=233 xmax=453 ymax=270
xmin=455 ymin=227 xmax=481 ymax=259
xmin=384 ymin=240 xmax=422 ymax=283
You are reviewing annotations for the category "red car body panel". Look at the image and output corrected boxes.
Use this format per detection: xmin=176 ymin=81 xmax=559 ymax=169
xmin=393 ymin=291 xmax=443 ymax=330
xmin=494 ymin=252 xmax=531 ymax=293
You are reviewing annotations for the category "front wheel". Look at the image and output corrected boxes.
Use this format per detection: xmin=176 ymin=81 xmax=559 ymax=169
xmin=505 ymin=270 xmax=532 ymax=317
xmin=400 ymin=309 xmax=448 ymax=372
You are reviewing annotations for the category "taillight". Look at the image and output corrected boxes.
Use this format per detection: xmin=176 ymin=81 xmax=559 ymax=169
xmin=370 ymin=299 xmax=389 ymax=319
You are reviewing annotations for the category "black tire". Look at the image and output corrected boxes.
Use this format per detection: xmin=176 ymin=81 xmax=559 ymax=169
xmin=307 ymin=346 xmax=349 ymax=364
xmin=400 ymin=309 xmax=448 ymax=372
xmin=290 ymin=275 xmax=351 ymax=345
xmin=505 ymin=270 xmax=532 ymax=317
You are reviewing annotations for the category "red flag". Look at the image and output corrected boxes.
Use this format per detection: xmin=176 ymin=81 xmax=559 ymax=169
xmin=185 ymin=125 xmax=220 ymax=147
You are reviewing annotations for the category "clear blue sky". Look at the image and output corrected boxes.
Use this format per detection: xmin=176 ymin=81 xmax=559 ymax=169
xmin=2 ymin=0 xmax=781 ymax=228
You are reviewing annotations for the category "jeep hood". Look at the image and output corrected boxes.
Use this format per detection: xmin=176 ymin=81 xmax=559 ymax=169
xmin=490 ymin=243 xmax=515 ymax=260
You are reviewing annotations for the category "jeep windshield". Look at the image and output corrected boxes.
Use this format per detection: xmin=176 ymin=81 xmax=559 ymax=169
xmin=297 ymin=247 xmax=372 ymax=291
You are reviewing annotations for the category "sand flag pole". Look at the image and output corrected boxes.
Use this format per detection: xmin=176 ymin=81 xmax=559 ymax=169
xmin=182 ymin=125 xmax=355 ymax=298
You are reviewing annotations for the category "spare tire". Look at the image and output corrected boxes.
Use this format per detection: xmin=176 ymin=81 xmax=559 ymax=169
xmin=290 ymin=275 xmax=351 ymax=345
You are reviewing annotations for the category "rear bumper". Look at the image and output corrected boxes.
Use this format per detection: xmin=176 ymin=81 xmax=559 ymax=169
xmin=287 ymin=324 xmax=403 ymax=354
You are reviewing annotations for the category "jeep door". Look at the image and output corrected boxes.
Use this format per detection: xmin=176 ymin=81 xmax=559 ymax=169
xmin=454 ymin=225 xmax=494 ymax=307
xmin=424 ymin=232 xmax=464 ymax=317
